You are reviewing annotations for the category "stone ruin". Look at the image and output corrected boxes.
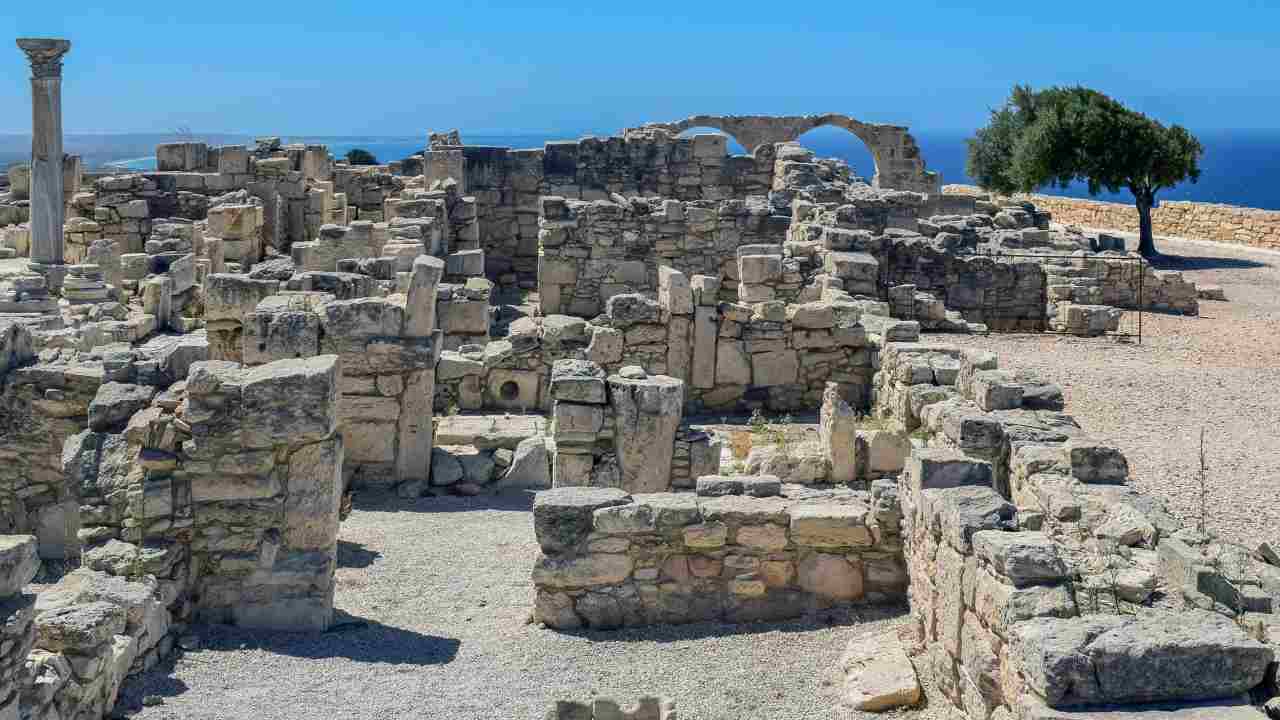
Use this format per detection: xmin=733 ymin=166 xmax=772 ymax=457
xmin=0 ymin=36 xmax=1273 ymax=720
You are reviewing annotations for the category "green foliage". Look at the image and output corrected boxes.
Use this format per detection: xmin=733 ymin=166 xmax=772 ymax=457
xmin=967 ymin=85 xmax=1203 ymax=256
xmin=345 ymin=148 xmax=379 ymax=166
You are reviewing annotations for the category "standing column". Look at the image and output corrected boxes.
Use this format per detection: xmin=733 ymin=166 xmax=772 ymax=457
xmin=16 ymin=38 xmax=71 ymax=292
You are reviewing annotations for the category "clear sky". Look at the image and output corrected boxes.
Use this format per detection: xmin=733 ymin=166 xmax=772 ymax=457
xmin=3 ymin=0 xmax=1278 ymax=136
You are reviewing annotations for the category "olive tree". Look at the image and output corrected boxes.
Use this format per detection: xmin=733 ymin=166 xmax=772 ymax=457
xmin=967 ymin=85 xmax=1203 ymax=257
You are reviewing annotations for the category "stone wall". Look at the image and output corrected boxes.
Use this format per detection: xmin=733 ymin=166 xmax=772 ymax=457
xmin=530 ymin=479 xmax=908 ymax=630
xmin=436 ymin=274 xmax=897 ymax=415
xmin=239 ymin=255 xmax=444 ymax=494
xmin=66 ymin=355 xmax=345 ymax=632
xmin=537 ymin=196 xmax=790 ymax=317
xmin=873 ymin=339 xmax=1280 ymax=719
xmin=944 ymin=184 xmax=1280 ymax=252
xmin=425 ymin=132 xmax=777 ymax=289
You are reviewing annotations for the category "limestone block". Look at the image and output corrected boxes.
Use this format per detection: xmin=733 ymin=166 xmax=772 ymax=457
xmin=907 ymin=448 xmax=993 ymax=493
xmin=1009 ymin=611 xmax=1272 ymax=707
xmin=439 ymin=298 xmax=490 ymax=335
xmin=403 ymin=254 xmax=445 ymax=338
xmin=751 ymin=349 xmax=798 ymax=387
xmin=658 ymin=266 xmax=693 ymax=315
xmin=553 ymin=451 xmax=594 ymax=488
xmin=839 ymin=631 xmax=922 ymax=711
xmin=550 ymin=359 xmax=607 ymax=404
xmin=533 ymin=487 xmax=631 ymax=553
xmin=820 ymin=384 xmax=859 ymax=483
xmin=691 ymin=274 xmax=721 ymax=306
xmin=972 ymin=531 xmax=1068 ymax=586
xmin=1063 ymin=438 xmax=1129 ymax=484
xmin=240 ymin=356 xmax=340 ymax=449
xmin=36 ymin=601 xmax=126 ymax=653
xmin=279 ymin=437 xmax=346 ymax=550
xmin=446 ymin=248 xmax=484 ymax=276
xmin=797 ymin=553 xmax=862 ymax=600
xmin=554 ymin=402 xmax=604 ymax=444
xmin=608 ymin=372 xmax=684 ymax=493
xmin=205 ymin=274 xmax=279 ymax=323
xmin=738 ymin=254 xmax=782 ymax=285
xmin=498 ymin=436 xmax=552 ymax=490
xmin=87 ymin=382 xmax=156 ymax=432
xmin=789 ymin=504 xmax=873 ymax=548
xmin=864 ymin=430 xmax=911 ymax=476
xmin=0 ymin=536 xmax=39 ymax=596
xmin=972 ymin=370 xmax=1024 ymax=411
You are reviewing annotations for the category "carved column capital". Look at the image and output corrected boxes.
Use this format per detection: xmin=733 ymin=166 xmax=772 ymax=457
xmin=16 ymin=38 xmax=71 ymax=79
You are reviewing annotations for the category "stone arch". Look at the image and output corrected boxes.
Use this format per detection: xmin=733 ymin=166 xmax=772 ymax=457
xmin=629 ymin=114 xmax=939 ymax=193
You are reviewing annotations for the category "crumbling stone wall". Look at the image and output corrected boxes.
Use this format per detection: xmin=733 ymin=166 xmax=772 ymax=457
xmin=873 ymin=339 xmax=1279 ymax=719
xmin=238 ymin=256 xmax=444 ymax=494
xmin=530 ymin=479 xmax=907 ymax=630
xmin=537 ymin=195 xmax=790 ymax=317
xmin=436 ymin=275 xmax=893 ymax=415
xmin=66 ymin=355 xmax=345 ymax=632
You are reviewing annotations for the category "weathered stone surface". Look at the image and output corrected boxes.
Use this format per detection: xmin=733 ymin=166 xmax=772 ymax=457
xmin=972 ymin=531 xmax=1068 ymax=586
xmin=797 ymin=552 xmax=862 ymax=600
xmin=0 ymin=535 xmax=39 ymax=595
xmin=550 ymin=359 xmax=607 ymax=404
xmin=532 ymin=553 xmax=633 ymax=589
xmin=1011 ymin=611 xmax=1272 ymax=707
xmin=820 ymin=383 xmax=859 ymax=483
xmin=533 ymin=487 xmax=631 ymax=553
xmin=789 ymin=504 xmax=872 ymax=548
xmin=88 ymin=382 xmax=156 ymax=431
xmin=608 ymin=373 xmax=683 ymax=493
xmin=239 ymin=356 xmax=340 ymax=448
xmin=839 ymin=631 xmax=922 ymax=711
xmin=36 ymin=600 xmax=127 ymax=653
xmin=908 ymin=448 xmax=994 ymax=493
xmin=499 ymin=436 xmax=552 ymax=489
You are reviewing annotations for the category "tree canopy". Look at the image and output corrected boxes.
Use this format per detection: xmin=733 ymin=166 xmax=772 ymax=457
xmin=967 ymin=85 xmax=1203 ymax=256
xmin=345 ymin=148 xmax=378 ymax=166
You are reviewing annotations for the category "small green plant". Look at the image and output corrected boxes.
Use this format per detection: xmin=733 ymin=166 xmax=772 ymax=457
xmin=748 ymin=408 xmax=769 ymax=435
xmin=446 ymin=401 xmax=460 ymax=417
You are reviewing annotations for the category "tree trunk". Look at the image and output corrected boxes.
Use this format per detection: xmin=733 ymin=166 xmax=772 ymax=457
xmin=1135 ymin=193 xmax=1157 ymax=257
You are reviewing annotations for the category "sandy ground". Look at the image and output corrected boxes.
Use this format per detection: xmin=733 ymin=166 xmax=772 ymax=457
xmin=118 ymin=493 xmax=941 ymax=720
xmin=935 ymin=233 xmax=1280 ymax=546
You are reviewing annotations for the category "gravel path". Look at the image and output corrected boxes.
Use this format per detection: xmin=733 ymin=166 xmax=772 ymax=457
xmin=934 ymin=233 xmax=1280 ymax=547
xmin=118 ymin=492 xmax=947 ymax=720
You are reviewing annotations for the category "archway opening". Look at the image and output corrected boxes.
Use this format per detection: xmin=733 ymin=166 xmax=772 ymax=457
xmin=675 ymin=127 xmax=748 ymax=156
xmin=795 ymin=125 xmax=876 ymax=185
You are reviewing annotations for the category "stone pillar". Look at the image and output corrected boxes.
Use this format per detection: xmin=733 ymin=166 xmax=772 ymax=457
xmin=16 ymin=38 xmax=71 ymax=292
xmin=607 ymin=367 xmax=684 ymax=493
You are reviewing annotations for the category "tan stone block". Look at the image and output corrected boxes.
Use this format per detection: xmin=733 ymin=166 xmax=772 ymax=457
xmin=761 ymin=560 xmax=794 ymax=587
xmin=688 ymin=556 xmax=723 ymax=578
xmin=735 ymin=523 xmax=788 ymax=551
xmin=683 ymin=522 xmax=728 ymax=548
xmin=798 ymin=553 xmax=863 ymax=600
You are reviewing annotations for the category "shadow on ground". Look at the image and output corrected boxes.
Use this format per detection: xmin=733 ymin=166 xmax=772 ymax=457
xmin=186 ymin=611 xmax=461 ymax=665
xmin=552 ymin=602 xmax=909 ymax=643
xmin=351 ymin=489 xmax=535 ymax=515
xmin=110 ymin=652 xmax=191 ymax=715
xmin=338 ymin=539 xmax=382 ymax=569
xmin=1150 ymin=253 xmax=1269 ymax=271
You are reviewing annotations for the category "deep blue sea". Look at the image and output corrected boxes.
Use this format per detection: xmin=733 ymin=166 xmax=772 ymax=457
xmin=103 ymin=127 xmax=1280 ymax=211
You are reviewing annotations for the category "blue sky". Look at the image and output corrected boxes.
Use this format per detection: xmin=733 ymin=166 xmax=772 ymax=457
xmin=3 ymin=1 xmax=1279 ymax=135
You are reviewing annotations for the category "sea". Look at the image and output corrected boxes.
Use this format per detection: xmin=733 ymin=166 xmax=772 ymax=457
xmin=50 ymin=127 xmax=1280 ymax=212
